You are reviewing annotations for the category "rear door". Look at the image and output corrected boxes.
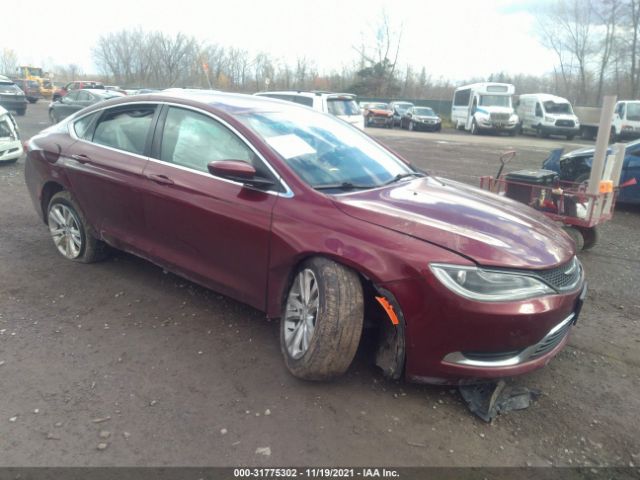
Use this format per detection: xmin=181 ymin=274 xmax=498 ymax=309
xmin=141 ymin=105 xmax=279 ymax=309
xmin=63 ymin=104 xmax=158 ymax=252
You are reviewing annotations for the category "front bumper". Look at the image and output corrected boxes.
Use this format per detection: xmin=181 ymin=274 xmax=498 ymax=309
xmin=478 ymin=121 xmax=517 ymax=132
xmin=0 ymin=98 xmax=28 ymax=112
xmin=541 ymin=125 xmax=580 ymax=136
xmin=0 ymin=141 xmax=23 ymax=162
xmin=413 ymin=121 xmax=441 ymax=131
xmin=368 ymin=116 xmax=393 ymax=127
xmin=383 ymin=271 xmax=586 ymax=385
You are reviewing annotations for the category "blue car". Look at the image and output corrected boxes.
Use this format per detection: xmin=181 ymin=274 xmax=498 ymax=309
xmin=542 ymin=141 xmax=640 ymax=204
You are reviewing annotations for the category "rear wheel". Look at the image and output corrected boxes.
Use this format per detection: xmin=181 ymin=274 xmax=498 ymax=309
xmin=578 ymin=226 xmax=598 ymax=250
xmin=562 ymin=226 xmax=585 ymax=251
xmin=47 ymin=191 xmax=108 ymax=263
xmin=280 ymin=257 xmax=364 ymax=381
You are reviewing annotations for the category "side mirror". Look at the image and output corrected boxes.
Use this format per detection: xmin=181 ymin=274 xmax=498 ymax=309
xmin=207 ymin=160 xmax=275 ymax=189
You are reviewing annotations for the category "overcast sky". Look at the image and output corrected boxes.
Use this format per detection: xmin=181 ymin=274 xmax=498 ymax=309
xmin=2 ymin=0 xmax=555 ymax=81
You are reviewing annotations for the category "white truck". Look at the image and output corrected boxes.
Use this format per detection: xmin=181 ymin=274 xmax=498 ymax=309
xmin=516 ymin=93 xmax=580 ymax=140
xmin=574 ymin=100 xmax=640 ymax=142
xmin=451 ymin=82 xmax=519 ymax=136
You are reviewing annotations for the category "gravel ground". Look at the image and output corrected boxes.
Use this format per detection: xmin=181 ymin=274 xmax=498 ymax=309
xmin=0 ymin=101 xmax=638 ymax=467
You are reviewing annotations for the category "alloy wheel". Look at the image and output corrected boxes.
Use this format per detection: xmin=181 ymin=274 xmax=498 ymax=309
xmin=48 ymin=204 xmax=82 ymax=259
xmin=283 ymin=269 xmax=320 ymax=359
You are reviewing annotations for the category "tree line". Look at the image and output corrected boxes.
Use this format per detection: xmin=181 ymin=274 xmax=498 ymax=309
xmin=3 ymin=1 xmax=640 ymax=106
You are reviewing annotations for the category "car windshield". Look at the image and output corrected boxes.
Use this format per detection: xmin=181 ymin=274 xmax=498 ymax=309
xmin=414 ymin=107 xmax=435 ymax=116
xmin=395 ymin=103 xmax=413 ymax=112
xmin=239 ymin=108 xmax=414 ymax=190
xmin=479 ymin=95 xmax=511 ymax=107
xmin=626 ymin=103 xmax=640 ymax=121
xmin=0 ymin=114 xmax=17 ymax=139
xmin=371 ymin=103 xmax=389 ymax=109
xmin=327 ymin=98 xmax=360 ymax=116
xmin=543 ymin=101 xmax=572 ymax=114
xmin=0 ymin=83 xmax=21 ymax=94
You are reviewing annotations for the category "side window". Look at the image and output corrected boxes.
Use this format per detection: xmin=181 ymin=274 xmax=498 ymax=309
xmin=77 ymin=91 xmax=91 ymax=101
xmin=93 ymin=106 xmax=155 ymax=155
xmin=619 ymin=103 xmax=626 ymax=118
xmin=73 ymin=111 xmax=100 ymax=140
xmin=159 ymin=107 xmax=259 ymax=174
xmin=454 ymin=89 xmax=470 ymax=106
xmin=65 ymin=91 xmax=79 ymax=102
xmin=535 ymin=103 xmax=543 ymax=117
xmin=292 ymin=95 xmax=313 ymax=107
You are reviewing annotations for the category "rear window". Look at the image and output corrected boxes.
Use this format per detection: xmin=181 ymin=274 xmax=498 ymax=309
xmin=327 ymin=98 xmax=360 ymax=116
xmin=93 ymin=106 xmax=155 ymax=155
xmin=0 ymin=83 xmax=21 ymax=94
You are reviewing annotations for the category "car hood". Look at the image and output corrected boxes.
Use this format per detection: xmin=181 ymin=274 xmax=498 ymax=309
xmin=369 ymin=109 xmax=392 ymax=115
xmin=415 ymin=115 xmax=440 ymax=121
xmin=332 ymin=176 xmax=574 ymax=269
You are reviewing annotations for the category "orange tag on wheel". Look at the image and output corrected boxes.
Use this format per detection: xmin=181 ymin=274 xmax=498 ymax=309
xmin=375 ymin=296 xmax=399 ymax=325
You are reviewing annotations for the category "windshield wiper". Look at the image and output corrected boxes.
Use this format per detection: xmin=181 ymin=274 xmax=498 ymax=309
xmin=382 ymin=171 xmax=426 ymax=186
xmin=314 ymin=182 xmax=378 ymax=191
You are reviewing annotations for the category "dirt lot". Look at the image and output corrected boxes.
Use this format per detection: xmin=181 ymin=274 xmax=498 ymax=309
xmin=1 ymin=101 xmax=639 ymax=467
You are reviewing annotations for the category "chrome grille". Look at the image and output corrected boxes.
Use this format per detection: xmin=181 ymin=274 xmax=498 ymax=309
xmin=490 ymin=112 xmax=510 ymax=122
xmin=555 ymin=119 xmax=575 ymax=127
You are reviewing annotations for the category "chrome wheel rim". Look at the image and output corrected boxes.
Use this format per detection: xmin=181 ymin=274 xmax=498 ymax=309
xmin=48 ymin=204 xmax=82 ymax=259
xmin=284 ymin=269 xmax=319 ymax=359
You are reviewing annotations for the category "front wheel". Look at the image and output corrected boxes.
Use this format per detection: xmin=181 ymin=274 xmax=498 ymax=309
xmin=470 ymin=119 xmax=478 ymax=135
xmin=280 ymin=257 xmax=364 ymax=381
xmin=47 ymin=191 xmax=109 ymax=263
xmin=409 ymin=121 xmax=414 ymax=131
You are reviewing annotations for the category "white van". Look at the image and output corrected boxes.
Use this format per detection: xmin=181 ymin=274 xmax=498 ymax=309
xmin=255 ymin=91 xmax=365 ymax=130
xmin=451 ymin=83 xmax=518 ymax=135
xmin=516 ymin=94 xmax=580 ymax=140
xmin=0 ymin=106 xmax=22 ymax=163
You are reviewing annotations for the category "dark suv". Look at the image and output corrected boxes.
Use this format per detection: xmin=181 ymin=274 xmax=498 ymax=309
xmin=0 ymin=75 xmax=27 ymax=116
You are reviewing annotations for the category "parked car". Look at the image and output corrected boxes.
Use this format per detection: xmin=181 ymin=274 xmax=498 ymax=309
xmin=25 ymin=90 xmax=585 ymax=384
xmin=105 ymin=85 xmax=128 ymax=95
xmin=0 ymin=75 xmax=27 ymax=116
xmin=389 ymin=101 xmax=414 ymax=127
xmin=49 ymin=89 xmax=125 ymax=123
xmin=52 ymin=81 xmax=105 ymax=101
xmin=543 ymin=141 xmax=640 ymax=204
xmin=0 ymin=105 xmax=23 ymax=163
xmin=363 ymin=102 xmax=394 ymax=128
xmin=401 ymin=106 xmax=442 ymax=132
xmin=516 ymin=94 xmax=580 ymax=140
xmin=13 ymin=79 xmax=43 ymax=104
xmin=254 ymin=90 xmax=365 ymax=130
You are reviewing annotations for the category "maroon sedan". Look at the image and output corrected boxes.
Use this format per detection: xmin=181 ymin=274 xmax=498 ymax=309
xmin=24 ymin=91 xmax=586 ymax=384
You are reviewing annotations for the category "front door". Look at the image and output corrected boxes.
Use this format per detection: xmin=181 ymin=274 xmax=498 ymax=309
xmin=141 ymin=106 xmax=279 ymax=310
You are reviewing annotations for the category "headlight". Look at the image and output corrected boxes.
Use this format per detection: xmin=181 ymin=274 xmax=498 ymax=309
xmin=430 ymin=264 xmax=555 ymax=302
xmin=545 ymin=116 xmax=555 ymax=123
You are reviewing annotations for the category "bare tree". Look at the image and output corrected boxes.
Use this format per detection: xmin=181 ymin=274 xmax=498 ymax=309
xmin=0 ymin=48 xmax=18 ymax=76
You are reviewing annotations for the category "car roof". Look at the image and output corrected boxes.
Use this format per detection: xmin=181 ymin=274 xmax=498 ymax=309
xmin=147 ymin=89 xmax=317 ymax=114
xmin=0 ymin=74 xmax=13 ymax=84
xmin=520 ymin=93 xmax=571 ymax=104
xmin=256 ymin=90 xmax=356 ymax=99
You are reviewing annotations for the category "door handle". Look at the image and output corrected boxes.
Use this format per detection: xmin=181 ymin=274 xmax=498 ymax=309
xmin=71 ymin=154 xmax=91 ymax=164
xmin=146 ymin=173 xmax=174 ymax=185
